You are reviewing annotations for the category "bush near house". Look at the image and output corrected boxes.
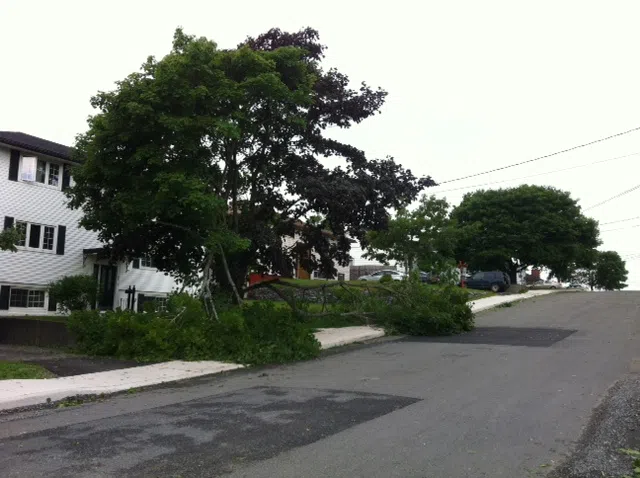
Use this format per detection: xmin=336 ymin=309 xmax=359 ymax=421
xmin=48 ymin=275 xmax=98 ymax=313
xmin=67 ymin=294 xmax=320 ymax=364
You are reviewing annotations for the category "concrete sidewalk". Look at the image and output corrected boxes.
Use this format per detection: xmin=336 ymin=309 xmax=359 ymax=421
xmin=469 ymin=289 xmax=554 ymax=313
xmin=0 ymin=291 xmax=553 ymax=412
xmin=0 ymin=327 xmax=385 ymax=411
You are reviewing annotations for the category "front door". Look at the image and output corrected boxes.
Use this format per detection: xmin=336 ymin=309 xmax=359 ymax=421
xmin=94 ymin=264 xmax=117 ymax=310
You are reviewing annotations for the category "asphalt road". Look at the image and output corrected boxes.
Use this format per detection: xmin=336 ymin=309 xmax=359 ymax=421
xmin=1 ymin=291 xmax=639 ymax=477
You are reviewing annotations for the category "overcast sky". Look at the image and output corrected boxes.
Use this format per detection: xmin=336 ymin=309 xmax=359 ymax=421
xmin=2 ymin=1 xmax=640 ymax=287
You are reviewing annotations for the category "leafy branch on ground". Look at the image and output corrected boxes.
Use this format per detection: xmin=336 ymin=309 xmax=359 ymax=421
xmin=620 ymin=448 xmax=640 ymax=478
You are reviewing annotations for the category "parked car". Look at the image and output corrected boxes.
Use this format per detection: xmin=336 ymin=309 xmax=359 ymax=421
xmin=529 ymin=280 xmax=562 ymax=290
xmin=359 ymin=270 xmax=406 ymax=281
xmin=465 ymin=271 xmax=511 ymax=292
xmin=419 ymin=271 xmax=438 ymax=283
xmin=567 ymin=283 xmax=587 ymax=290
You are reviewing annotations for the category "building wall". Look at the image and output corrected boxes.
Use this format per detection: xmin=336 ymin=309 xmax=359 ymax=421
xmin=0 ymin=145 xmax=180 ymax=315
xmin=282 ymin=233 xmax=351 ymax=281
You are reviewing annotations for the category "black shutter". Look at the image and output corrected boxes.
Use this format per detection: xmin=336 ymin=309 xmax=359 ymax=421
xmin=29 ymin=224 xmax=41 ymax=248
xmin=3 ymin=216 xmax=14 ymax=230
xmin=0 ymin=286 xmax=9 ymax=310
xmin=137 ymin=293 xmax=146 ymax=312
xmin=8 ymin=149 xmax=19 ymax=181
xmin=132 ymin=258 xmax=140 ymax=269
xmin=56 ymin=225 xmax=66 ymax=255
xmin=48 ymin=293 xmax=57 ymax=312
xmin=91 ymin=265 xmax=99 ymax=310
xmin=61 ymin=164 xmax=71 ymax=191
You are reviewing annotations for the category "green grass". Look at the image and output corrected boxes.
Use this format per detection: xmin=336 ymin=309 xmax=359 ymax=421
xmin=0 ymin=361 xmax=56 ymax=379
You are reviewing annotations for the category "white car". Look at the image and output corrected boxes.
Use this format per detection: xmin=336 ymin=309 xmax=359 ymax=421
xmin=359 ymin=270 xmax=406 ymax=281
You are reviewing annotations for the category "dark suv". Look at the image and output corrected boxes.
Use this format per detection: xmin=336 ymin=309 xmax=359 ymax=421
xmin=466 ymin=271 xmax=511 ymax=292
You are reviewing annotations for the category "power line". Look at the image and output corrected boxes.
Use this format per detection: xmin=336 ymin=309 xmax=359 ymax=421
xmin=432 ymin=152 xmax=640 ymax=194
xmin=601 ymin=224 xmax=640 ymax=233
xmin=600 ymin=215 xmax=640 ymax=226
xmin=438 ymin=126 xmax=640 ymax=185
xmin=584 ymin=183 xmax=640 ymax=211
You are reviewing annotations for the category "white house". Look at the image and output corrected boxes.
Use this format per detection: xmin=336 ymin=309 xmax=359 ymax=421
xmin=282 ymin=231 xmax=351 ymax=281
xmin=0 ymin=132 xmax=179 ymax=316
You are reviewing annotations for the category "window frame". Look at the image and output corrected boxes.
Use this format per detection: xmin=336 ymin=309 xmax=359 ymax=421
xmin=19 ymin=155 xmax=63 ymax=190
xmin=14 ymin=220 xmax=57 ymax=253
xmin=140 ymin=256 xmax=156 ymax=269
xmin=9 ymin=288 xmax=46 ymax=309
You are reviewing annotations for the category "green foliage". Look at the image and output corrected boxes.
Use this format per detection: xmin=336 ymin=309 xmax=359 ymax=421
xmin=68 ymin=27 xmax=430 ymax=293
xmin=451 ymin=185 xmax=600 ymax=281
xmin=67 ymin=294 xmax=320 ymax=365
xmin=365 ymin=195 xmax=456 ymax=273
xmin=0 ymin=227 xmax=23 ymax=252
xmin=620 ymin=448 xmax=640 ymax=477
xmin=378 ymin=281 xmax=474 ymax=335
xmin=573 ymin=250 xmax=628 ymax=290
xmin=48 ymin=275 xmax=98 ymax=313
xmin=379 ymin=273 xmax=393 ymax=284
xmin=330 ymin=280 xmax=473 ymax=336
xmin=594 ymin=251 xmax=628 ymax=290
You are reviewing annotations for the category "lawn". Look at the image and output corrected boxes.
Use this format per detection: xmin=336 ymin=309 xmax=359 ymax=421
xmin=0 ymin=361 xmax=56 ymax=380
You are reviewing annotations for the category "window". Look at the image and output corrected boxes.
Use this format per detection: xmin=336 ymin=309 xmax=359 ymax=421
xmin=15 ymin=221 xmax=26 ymax=247
xmin=9 ymin=289 xmax=45 ymax=308
xmin=151 ymin=297 xmax=168 ymax=312
xmin=36 ymin=159 xmax=46 ymax=183
xmin=140 ymin=256 xmax=156 ymax=268
xmin=472 ymin=272 xmax=485 ymax=280
xmin=42 ymin=226 xmax=55 ymax=250
xmin=14 ymin=221 xmax=56 ymax=251
xmin=48 ymin=163 xmax=60 ymax=186
xmin=20 ymin=156 xmax=62 ymax=189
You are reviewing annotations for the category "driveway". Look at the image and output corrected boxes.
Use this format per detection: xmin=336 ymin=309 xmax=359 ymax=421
xmin=0 ymin=292 xmax=638 ymax=477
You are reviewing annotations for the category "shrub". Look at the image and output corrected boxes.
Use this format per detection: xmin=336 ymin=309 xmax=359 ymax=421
xmin=67 ymin=293 xmax=320 ymax=365
xmin=328 ymin=279 xmax=473 ymax=336
xmin=49 ymin=275 xmax=98 ymax=313
xmin=378 ymin=281 xmax=473 ymax=335
xmin=379 ymin=273 xmax=393 ymax=284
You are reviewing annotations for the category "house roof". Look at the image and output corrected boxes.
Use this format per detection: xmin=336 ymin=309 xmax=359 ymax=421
xmin=0 ymin=131 xmax=74 ymax=162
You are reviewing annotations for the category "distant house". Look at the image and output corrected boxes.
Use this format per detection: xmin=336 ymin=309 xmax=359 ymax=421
xmin=281 ymin=224 xmax=351 ymax=281
xmin=0 ymin=132 xmax=179 ymax=315
xmin=523 ymin=268 xmax=542 ymax=285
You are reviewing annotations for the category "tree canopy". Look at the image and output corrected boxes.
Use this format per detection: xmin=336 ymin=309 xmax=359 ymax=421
xmin=450 ymin=185 xmax=600 ymax=282
xmin=572 ymin=250 xmax=628 ymax=290
xmin=68 ymin=27 xmax=432 ymax=292
xmin=364 ymin=195 xmax=456 ymax=273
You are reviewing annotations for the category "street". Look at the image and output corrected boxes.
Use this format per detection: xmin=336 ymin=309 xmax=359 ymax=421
xmin=1 ymin=292 xmax=639 ymax=477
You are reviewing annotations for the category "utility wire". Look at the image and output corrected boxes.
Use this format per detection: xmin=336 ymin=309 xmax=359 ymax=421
xmin=600 ymin=215 xmax=640 ymax=225
xmin=438 ymin=126 xmax=640 ymax=185
xmin=584 ymin=183 xmax=640 ymax=211
xmin=601 ymin=224 xmax=640 ymax=233
xmin=432 ymin=152 xmax=640 ymax=194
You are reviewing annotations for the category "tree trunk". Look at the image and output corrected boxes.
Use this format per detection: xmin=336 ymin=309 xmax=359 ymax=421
xmin=508 ymin=266 xmax=518 ymax=285
xmin=219 ymin=244 xmax=243 ymax=305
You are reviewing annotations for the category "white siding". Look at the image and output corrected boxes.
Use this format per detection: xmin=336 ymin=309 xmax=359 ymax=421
xmin=283 ymin=233 xmax=351 ymax=281
xmin=0 ymin=145 xmax=180 ymax=315
xmin=113 ymin=262 xmax=180 ymax=309
xmin=0 ymin=146 xmax=102 ymax=286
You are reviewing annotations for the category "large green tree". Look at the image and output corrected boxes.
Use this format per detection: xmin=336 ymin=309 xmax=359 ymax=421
xmin=451 ymin=185 xmax=600 ymax=283
xmin=573 ymin=250 xmax=628 ymax=290
xmin=364 ymin=195 xmax=456 ymax=272
xmin=68 ymin=28 xmax=431 ymax=294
